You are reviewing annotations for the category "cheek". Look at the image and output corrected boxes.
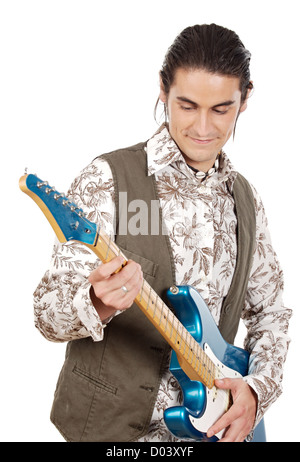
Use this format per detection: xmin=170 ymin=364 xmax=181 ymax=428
xmin=168 ymin=111 xmax=190 ymax=135
xmin=219 ymin=115 xmax=237 ymax=138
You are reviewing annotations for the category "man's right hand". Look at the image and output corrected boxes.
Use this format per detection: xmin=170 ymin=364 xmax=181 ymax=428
xmin=88 ymin=256 xmax=143 ymax=321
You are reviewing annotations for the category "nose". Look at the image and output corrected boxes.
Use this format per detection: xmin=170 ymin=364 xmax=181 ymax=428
xmin=193 ymin=110 xmax=213 ymax=137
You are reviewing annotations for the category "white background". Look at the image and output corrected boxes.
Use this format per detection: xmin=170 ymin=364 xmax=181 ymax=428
xmin=0 ymin=0 xmax=299 ymax=442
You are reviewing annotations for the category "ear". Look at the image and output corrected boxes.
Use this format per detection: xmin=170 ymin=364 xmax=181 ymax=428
xmin=239 ymin=82 xmax=253 ymax=113
xmin=239 ymin=99 xmax=248 ymax=114
xmin=159 ymin=76 xmax=168 ymax=103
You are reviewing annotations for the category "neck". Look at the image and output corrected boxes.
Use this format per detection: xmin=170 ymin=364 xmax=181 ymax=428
xmin=184 ymin=153 xmax=220 ymax=174
xmin=183 ymin=152 xmax=221 ymax=173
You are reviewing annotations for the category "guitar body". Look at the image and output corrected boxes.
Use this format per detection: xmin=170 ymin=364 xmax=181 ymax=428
xmin=164 ymin=285 xmax=266 ymax=442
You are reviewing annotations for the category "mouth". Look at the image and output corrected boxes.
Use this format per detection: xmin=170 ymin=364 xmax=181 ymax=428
xmin=189 ymin=136 xmax=214 ymax=145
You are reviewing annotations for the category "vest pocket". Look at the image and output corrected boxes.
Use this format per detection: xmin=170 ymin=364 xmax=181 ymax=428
xmin=119 ymin=247 xmax=158 ymax=280
xmin=72 ymin=365 xmax=117 ymax=395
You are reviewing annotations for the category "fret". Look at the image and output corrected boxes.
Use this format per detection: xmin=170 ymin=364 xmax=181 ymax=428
xmin=203 ymin=360 xmax=209 ymax=384
xmin=158 ymin=298 xmax=164 ymax=327
xmin=169 ymin=313 xmax=175 ymax=339
xmin=182 ymin=325 xmax=188 ymax=357
xmin=168 ymin=312 xmax=174 ymax=340
xmin=197 ymin=345 xmax=203 ymax=372
xmin=187 ymin=335 xmax=193 ymax=361
xmin=191 ymin=345 xmax=198 ymax=369
xmin=191 ymin=342 xmax=197 ymax=367
xmin=139 ymin=280 xmax=145 ymax=303
xmin=146 ymin=286 xmax=151 ymax=312
xmin=170 ymin=313 xmax=176 ymax=342
xmin=186 ymin=331 xmax=193 ymax=363
xmin=105 ymin=235 xmax=112 ymax=260
xmin=196 ymin=347 xmax=204 ymax=376
xmin=175 ymin=323 xmax=181 ymax=352
xmin=152 ymin=293 xmax=159 ymax=320
xmin=173 ymin=319 xmax=179 ymax=349
xmin=164 ymin=307 xmax=170 ymax=334
xmin=180 ymin=323 xmax=186 ymax=353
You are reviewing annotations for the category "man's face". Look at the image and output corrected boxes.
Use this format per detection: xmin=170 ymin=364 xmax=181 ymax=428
xmin=160 ymin=68 xmax=248 ymax=172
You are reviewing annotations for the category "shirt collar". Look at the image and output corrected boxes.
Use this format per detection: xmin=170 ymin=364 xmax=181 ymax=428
xmin=146 ymin=123 xmax=237 ymax=188
xmin=146 ymin=123 xmax=183 ymax=176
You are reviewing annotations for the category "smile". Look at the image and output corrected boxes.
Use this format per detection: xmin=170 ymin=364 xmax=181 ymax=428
xmin=189 ymin=137 xmax=214 ymax=145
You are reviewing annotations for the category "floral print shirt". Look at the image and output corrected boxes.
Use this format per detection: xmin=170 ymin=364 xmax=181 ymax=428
xmin=34 ymin=124 xmax=291 ymax=441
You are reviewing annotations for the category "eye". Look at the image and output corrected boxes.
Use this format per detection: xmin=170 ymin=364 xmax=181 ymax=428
xmin=180 ymin=105 xmax=195 ymax=111
xmin=213 ymin=107 xmax=229 ymax=115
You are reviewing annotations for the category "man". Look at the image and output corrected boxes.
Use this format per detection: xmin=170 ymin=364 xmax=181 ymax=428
xmin=34 ymin=24 xmax=291 ymax=442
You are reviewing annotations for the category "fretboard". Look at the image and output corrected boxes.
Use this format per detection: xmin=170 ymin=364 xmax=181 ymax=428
xmin=87 ymin=228 xmax=216 ymax=389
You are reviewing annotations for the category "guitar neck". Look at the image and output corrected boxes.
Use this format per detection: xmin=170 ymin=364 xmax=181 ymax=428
xmin=86 ymin=229 xmax=216 ymax=389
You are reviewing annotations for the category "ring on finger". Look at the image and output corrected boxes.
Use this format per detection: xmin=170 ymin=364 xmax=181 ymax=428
xmin=121 ymin=285 xmax=129 ymax=294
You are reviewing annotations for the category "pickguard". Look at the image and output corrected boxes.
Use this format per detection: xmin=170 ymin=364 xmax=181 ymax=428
xmin=188 ymin=343 xmax=242 ymax=440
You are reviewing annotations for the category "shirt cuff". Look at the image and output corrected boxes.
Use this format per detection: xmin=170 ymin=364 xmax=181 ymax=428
xmin=73 ymin=279 xmax=107 ymax=342
xmin=243 ymin=374 xmax=279 ymax=429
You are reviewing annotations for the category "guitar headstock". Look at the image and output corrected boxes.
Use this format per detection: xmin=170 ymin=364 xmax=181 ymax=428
xmin=19 ymin=173 xmax=97 ymax=245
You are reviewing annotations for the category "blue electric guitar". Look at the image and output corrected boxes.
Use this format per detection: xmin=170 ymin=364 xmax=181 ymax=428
xmin=19 ymin=173 xmax=266 ymax=442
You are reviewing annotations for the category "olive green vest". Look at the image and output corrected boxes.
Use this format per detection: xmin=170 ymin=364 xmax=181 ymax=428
xmin=50 ymin=142 xmax=256 ymax=442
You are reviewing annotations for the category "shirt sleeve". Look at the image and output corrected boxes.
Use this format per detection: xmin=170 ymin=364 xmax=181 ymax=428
xmin=33 ymin=157 xmax=116 ymax=342
xmin=242 ymin=185 xmax=292 ymax=427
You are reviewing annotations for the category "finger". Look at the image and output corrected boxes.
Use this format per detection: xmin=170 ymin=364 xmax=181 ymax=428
xmin=89 ymin=258 xmax=139 ymax=290
xmin=214 ymin=378 xmax=236 ymax=390
xmin=101 ymin=287 xmax=134 ymax=311
xmin=217 ymin=415 xmax=250 ymax=442
xmin=111 ymin=260 xmax=142 ymax=291
xmin=99 ymin=270 xmax=143 ymax=311
xmin=120 ymin=262 xmax=143 ymax=294
xmin=207 ymin=403 xmax=241 ymax=439
xmin=90 ymin=260 xmax=142 ymax=305
xmin=89 ymin=256 xmax=126 ymax=284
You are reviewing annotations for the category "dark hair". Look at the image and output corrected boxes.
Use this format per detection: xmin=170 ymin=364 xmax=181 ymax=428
xmin=159 ymin=24 xmax=253 ymax=105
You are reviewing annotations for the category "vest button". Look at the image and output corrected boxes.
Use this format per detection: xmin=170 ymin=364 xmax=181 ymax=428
xmin=140 ymin=385 xmax=155 ymax=392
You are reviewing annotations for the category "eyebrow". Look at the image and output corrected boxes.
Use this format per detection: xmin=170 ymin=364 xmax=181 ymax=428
xmin=176 ymin=96 xmax=235 ymax=108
